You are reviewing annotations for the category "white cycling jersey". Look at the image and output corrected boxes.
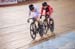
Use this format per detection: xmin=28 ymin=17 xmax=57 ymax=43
xmin=29 ymin=5 xmax=40 ymax=18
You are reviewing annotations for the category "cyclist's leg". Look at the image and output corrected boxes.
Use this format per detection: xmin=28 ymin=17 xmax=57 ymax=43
xmin=33 ymin=17 xmax=39 ymax=29
xmin=49 ymin=16 xmax=53 ymax=24
xmin=36 ymin=16 xmax=40 ymax=28
xmin=45 ymin=14 xmax=50 ymax=25
xmin=32 ymin=11 xmax=40 ymax=28
xmin=32 ymin=18 xmax=36 ymax=24
xmin=44 ymin=15 xmax=48 ymax=23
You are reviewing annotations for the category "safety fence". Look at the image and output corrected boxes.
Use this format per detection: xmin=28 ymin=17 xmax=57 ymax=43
xmin=0 ymin=0 xmax=40 ymax=6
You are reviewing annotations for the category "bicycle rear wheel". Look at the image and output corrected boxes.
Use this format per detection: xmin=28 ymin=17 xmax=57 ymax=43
xmin=38 ymin=22 xmax=44 ymax=37
xmin=49 ymin=18 xmax=54 ymax=32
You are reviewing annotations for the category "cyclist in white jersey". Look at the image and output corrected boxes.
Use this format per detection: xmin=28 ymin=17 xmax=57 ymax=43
xmin=28 ymin=4 xmax=40 ymax=23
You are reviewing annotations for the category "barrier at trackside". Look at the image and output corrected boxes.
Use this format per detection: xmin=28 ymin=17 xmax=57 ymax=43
xmin=0 ymin=0 xmax=17 ymax=5
xmin=0 ymin=0 xmax=41 ymax=6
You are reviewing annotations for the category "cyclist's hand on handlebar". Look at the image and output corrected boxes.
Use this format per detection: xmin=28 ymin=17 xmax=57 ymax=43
xmin=27 ymin=19 xmax=29 ymax=23
xmin=40 ymin=15 xmax=42 ymax=19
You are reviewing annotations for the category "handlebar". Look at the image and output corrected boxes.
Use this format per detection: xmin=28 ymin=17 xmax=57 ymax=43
xmin=27 ymin=18 xmax=33 ymax=23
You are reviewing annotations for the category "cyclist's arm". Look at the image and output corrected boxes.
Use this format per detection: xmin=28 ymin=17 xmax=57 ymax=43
xmin=41 ymin=7 xmax=44 ymax=15
xmin=40 ymin=7 xmax=44 ymax=18
xmin=49 ymin=5 xmax=53 ymax=15
xmin=29 ymin=11 xmax=31 ymax=16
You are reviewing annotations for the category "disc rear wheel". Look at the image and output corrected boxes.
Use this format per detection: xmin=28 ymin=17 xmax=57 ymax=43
xmin=49 ymin=18 xmax=54 ymax=32
xmin=43 ymin=20 xmax=48 ymax=34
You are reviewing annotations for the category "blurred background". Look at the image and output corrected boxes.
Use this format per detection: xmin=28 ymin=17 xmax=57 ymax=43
xmin=0 ymin=0 xmax=75 ymax=49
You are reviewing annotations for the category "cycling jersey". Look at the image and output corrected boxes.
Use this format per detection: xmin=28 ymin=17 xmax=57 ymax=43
xmin=41 ymin=5 xmax=53 ymax=16
xmin=29 ymin=5 xmax=40 ymax=18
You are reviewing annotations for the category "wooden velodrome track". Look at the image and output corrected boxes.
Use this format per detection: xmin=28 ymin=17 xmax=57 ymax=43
xmin=0 ymin=0 xmax=75 ymax=49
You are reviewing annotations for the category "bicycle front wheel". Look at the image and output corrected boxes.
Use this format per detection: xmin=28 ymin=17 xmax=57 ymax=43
xmin=30 ymin=23 xmax=37 ymax=40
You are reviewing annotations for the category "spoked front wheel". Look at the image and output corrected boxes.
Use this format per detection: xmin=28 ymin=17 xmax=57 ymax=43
xmin=30 ymin=23 xmax=37 ymax=40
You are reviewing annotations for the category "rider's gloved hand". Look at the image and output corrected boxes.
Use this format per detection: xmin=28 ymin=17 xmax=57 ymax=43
xmin=27 ymin=19 xmax=29 ymax=23
xmin=40 ymin=15 xmax=42 ymax=19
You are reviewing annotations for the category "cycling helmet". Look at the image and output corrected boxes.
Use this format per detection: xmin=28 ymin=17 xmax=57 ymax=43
xmin=42 ymin=2 xmax=48 ymax=6
xmin=29 ymin=4 xmax=34 ymax=11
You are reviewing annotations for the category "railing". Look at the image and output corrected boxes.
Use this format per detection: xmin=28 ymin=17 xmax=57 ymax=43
xmin=0 ymin=0 xmax=41 ymax=6
xmin=17 ymin=0 xmax=39 ymax=2
xmin=0 ymin=0 xmax=17 ymax=5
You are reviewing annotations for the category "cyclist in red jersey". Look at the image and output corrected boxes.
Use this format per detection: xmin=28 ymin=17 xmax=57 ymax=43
xmin=40 ymin=2 xmax=55 ymax=36
xmin=40 ymin=2 xmax=53 ymax=18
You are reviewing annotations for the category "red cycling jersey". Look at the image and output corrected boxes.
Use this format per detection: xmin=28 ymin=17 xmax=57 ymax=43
xmin=41 ymin=5 xmax=53 ymax=16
